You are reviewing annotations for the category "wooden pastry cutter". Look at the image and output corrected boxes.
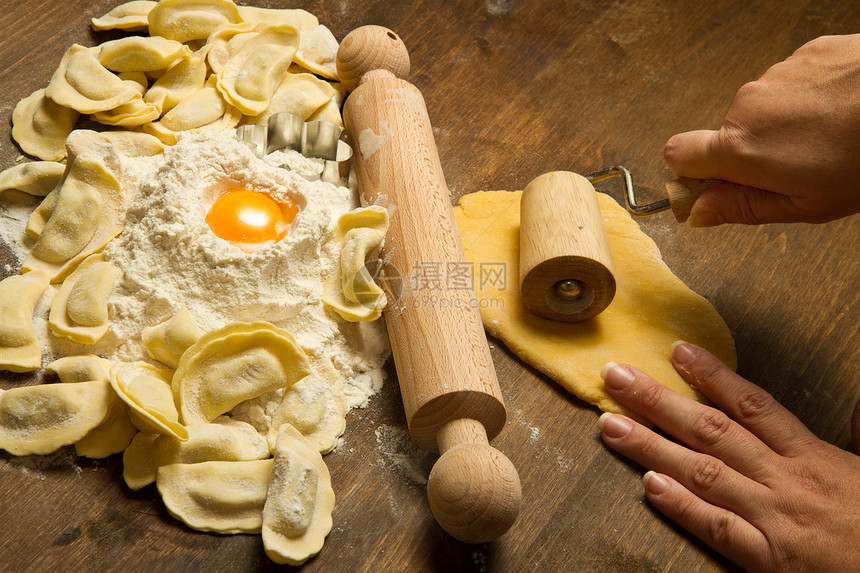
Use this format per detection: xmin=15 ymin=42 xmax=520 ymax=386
xmin=518 ymin=167 xmax=719 ymax=323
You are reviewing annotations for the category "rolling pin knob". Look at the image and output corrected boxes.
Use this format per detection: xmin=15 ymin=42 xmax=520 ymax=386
xmin=428 ymin=419 xmax=521 ymax=544
xmin=519 ymin=171 xmax=616 ymax=322
xmin=336 ymin=25 xmax=411 ymax=91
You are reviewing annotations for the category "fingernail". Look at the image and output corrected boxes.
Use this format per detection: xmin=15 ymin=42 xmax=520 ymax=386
xmin=601 ymin=361 xmax=635 ymax=390
xmin=643 ymin=471 xmax=671 ymax=495
xmin=598 ymin=412 xmax=633 ymax=438
xmin=687 ymin=209 xmax=725 ymax=227
xmin=671 ymin=340 xmax=699 ymax=365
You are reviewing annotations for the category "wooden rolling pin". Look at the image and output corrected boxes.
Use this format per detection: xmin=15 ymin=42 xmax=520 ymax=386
xmin=519 ymin=171 xmax=616 ymax=322
xmin=337 ymin=26 xmax=521 ymax=543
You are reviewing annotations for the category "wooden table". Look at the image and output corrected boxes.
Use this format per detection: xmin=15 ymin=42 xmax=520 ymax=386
xmin=1 ymin=1 xmax=857 ymax=571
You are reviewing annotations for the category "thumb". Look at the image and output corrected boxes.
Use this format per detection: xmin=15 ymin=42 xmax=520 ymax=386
xmin=663 ymin=130 xmax=726 ymax=179
xmin=688 ymin=184 xmax=803 ymax=226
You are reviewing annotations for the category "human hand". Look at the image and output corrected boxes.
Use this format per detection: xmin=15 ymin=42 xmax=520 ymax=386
xmin=598 ymin=342 xmax=860 ymax=572
xmin=663 ymin=34 xmax=860 ymax=226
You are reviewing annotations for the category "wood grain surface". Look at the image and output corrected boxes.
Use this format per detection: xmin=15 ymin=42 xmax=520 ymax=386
xmin=1 ymin=1 xmax=858 ymax=571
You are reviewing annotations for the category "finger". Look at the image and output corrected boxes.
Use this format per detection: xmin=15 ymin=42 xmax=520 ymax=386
xmin=599 ymin=413 xmax=770 ymax=515
xmin=687 ymin=183 xmax=807 ymax=226
xmin=641 ymin=472 xmax=769 ymax=572
xmin=670 ymin=341 xmax=818 ymax=457
xmin=601 ymin=362 xmax=780 ymax=479
xmin=663 ymin=130 xmax=726 ymax=179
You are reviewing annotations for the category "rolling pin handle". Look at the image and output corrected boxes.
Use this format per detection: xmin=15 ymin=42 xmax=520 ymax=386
xmin=428 ymin=418 xmax=522 ymax=544
xmin=665 ymin=177 xmax=722 ymax=223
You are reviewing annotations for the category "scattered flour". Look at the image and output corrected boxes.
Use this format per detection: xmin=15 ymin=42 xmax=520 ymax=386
xmin=373 ymin=423 xmax=434 ymax=485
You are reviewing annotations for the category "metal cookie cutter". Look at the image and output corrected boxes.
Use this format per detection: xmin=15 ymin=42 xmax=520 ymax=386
xmin=236 ymin=112 xmax=353 ymax=186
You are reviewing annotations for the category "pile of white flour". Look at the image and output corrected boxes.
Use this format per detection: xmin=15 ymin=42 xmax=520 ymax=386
xmin=0 ymin=130 xmax=389 ymax=411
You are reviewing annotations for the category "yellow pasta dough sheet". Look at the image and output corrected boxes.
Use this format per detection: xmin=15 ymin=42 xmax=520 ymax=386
xmin=452 ymin=190 xmax=736 ymax=418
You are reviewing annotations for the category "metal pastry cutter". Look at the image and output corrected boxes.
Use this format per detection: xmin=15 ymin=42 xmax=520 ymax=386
xmin=586 ymin=165 xmax=720 ymax=222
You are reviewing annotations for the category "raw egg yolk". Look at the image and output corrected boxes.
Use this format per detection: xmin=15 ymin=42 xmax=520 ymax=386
xmin=206 ymin=189 xmax=298 ymax=244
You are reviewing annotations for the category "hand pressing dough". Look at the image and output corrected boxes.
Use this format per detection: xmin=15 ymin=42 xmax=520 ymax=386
xmin=452 ymin=190 xmax=736 ymax=419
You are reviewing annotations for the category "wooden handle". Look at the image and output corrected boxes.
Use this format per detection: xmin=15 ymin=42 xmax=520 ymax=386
xmin=665 ymin=177 xmax=722 ymax=222
xmin=337 ymin=26 xmax=521 ymax=543
xmin=519 ymin=171 xmax=615 ymax=322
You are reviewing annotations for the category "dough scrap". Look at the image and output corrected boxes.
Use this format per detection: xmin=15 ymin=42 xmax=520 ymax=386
xmin=0 ymin=270 xmax=50 ymax=372
xmin=173 ymin=321 xmax=312 ymax=425
xmin=91 ymin=1 xmax=157 ymax=32
xmin=122 ymin=417 xmax=269 ymax=490
xmin=142 ymin=306 xmax=204 ymax=369
xmin=322 ymin=206 xmax=389 ymax=322
xmin=157 ymin=458 xmax=273 ymax=534
xmin=48 ymin=253 xmax=122 ymax=344
xmin=0 ymin=380 xmax=114 ymax=455
xmin=262 ymin=424 xmax=335 ymax=566
xmin=452 ymin=190 xmax=736 ymax=419
xmin=0 ymin=161 xmax=65 ymax=197
xmin=11 ymin=89 xmax=80 ymax=161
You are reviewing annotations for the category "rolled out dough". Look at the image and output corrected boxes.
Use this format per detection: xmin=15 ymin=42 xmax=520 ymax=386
xmin=452 ymin=190 xmax=736 ymax=419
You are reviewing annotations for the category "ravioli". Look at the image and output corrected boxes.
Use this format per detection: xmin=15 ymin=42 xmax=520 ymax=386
xmin=173 ymin=321 xmax=311 ymax=425
xmin=22 ymin=139 xmax=125 ymax=283
xmin=122 ymin=417 xmax=269 ymax=490
xmin=11 ymin=89 xmax=80 ymax=161
xmin=0 ymin=380 xmax=114 ymax=455
xmin=262 ymin=424 xmax=335 ymax=566
xmin=157 ymin=458 xmax=274 ymax=534
xmin=46 ymin=354 xmax=114 ymax=384
xmin=148 ymin=0 xmax=242 ymax=43
xmin=267 ymin=354 xmax=347 ymax=455
xmin=322 ymin=206 xmax=389 ymax=321
xmin=97 ymin=36 xmax=191 ymax=73
xmin=0 ymin=161 xmax=65 ymax=197
xmin=45 ymin=44 xmax=139 ymax=114
xmin=91 ymin=1 xmax=157 ymax=32
xmin=142 ymin=306 xmax=203 ymax=369
xmin=214 ymin=23 xmax=301 ymax=116
xmin=48 ymin=253 xmax=122 ymax=344
xmin=111 ymin=361 xmax=187 ymax=440
xmin=0 ymin=270 xmax=50 ymax=372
